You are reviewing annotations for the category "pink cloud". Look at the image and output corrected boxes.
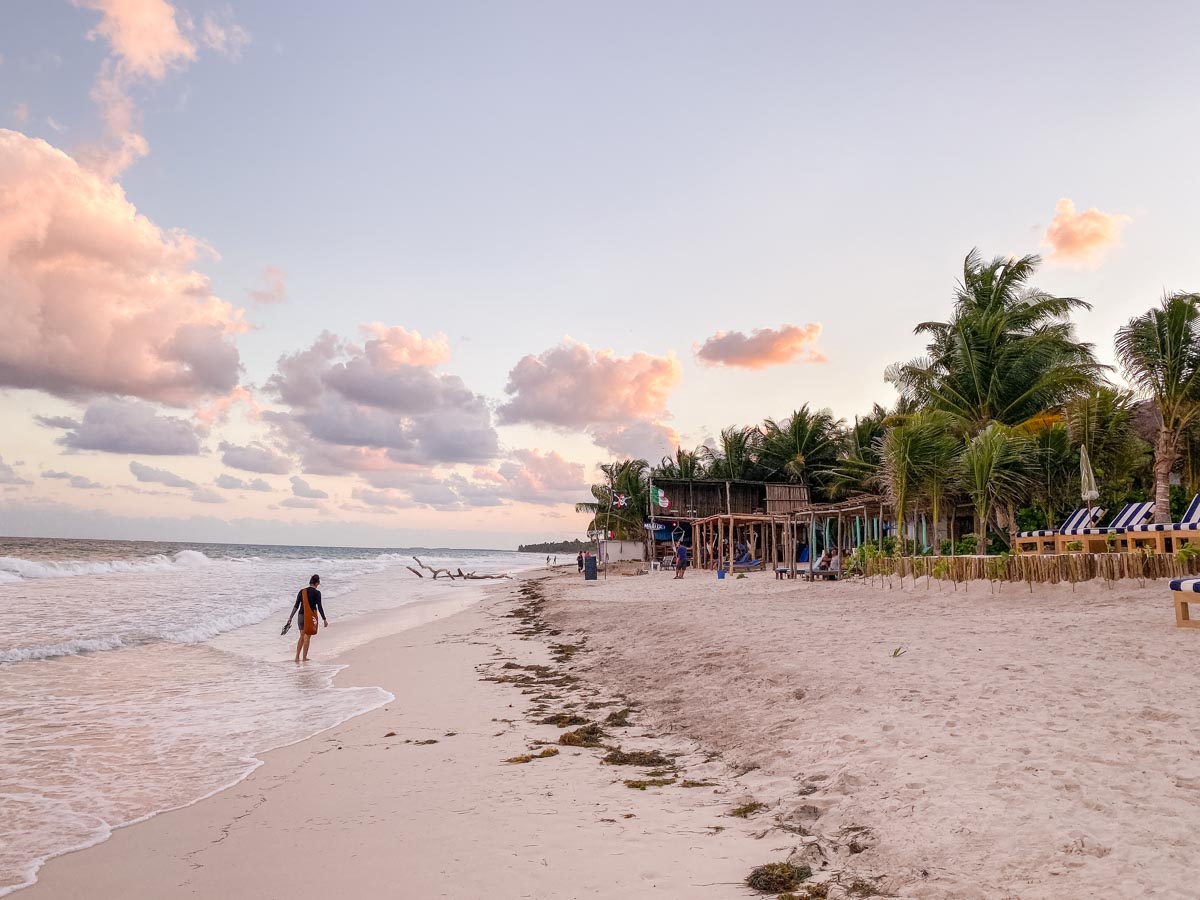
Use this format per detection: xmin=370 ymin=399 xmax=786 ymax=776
xmin=590 ymin=421 xmax=681 ymax=460
xmin=494 ymin=449 xmax=588 ymax=506
xmin=497 ymin=339 xmax=681 ymax=428
xmin=249 ymin=266 xmax=287 ymax=304
xmin=361 ymin=323 xmax=451 ymax=368
xmin=265 ymin=327 xmax=496 ymax=470
xmin=198 ymin=10 xmax=251 ymax=58
xmin=74 ymin=0 xmax=197 ymax=80
xmin=695 ymin=323 xmax=826 ymax=370
xmin=1042 ymin=198 xmax=1130 ymax=265
xmin=73 ymin=0 xmax=198 ymax=176
xmin=0 ymin=131 xmax=245 ymax=404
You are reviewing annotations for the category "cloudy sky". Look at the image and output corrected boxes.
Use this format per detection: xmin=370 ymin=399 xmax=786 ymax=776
xmin=1 ymin=0 xmax=1198 ymax=548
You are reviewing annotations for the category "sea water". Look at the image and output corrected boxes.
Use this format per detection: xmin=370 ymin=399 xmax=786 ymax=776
xmin=0 ymin=537 xmax=541 ymax=896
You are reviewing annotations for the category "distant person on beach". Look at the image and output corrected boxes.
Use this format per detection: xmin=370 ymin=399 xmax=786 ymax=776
xmin=577 ymin=551 xmax=584 ymax=572
xmin=290 ymin=574 xmax=328 ymax=663
xmin=674 ymin=543 xmax=688 ymax=579
xmin=546 ymin=555 xmax=551 ymax=567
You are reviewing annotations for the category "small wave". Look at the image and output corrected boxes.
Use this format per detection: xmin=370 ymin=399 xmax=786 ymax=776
xmin=0 ymin=635 xmax=134 ymax=664
xmin=0 ymin=550 xmax=212 ymax=582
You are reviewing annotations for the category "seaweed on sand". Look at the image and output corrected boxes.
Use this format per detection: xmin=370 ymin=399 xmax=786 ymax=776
xmin=745 ymin=862 xmax=811 ymax=893
xmin=558 ymin=723 xmax=605 ymax=747
xmin=601 ymin=748 xmax=671 ymax=767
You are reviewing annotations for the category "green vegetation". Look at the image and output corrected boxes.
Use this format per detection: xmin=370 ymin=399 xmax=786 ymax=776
xmin=580 ymin=251 xmax=1200 ymax=554
xmin=517 ymin=539 xmax=593 ymax=554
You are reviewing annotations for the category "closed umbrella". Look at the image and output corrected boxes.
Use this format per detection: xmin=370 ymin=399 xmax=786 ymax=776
xmin=1080 ymin=445 xmax=1100 ymax=505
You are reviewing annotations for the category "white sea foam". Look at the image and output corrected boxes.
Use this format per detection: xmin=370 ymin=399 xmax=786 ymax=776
xmin=0 ymin=540 xmax=540 ymax=896
xmin=0 ymin=549 xmax=212 ymax=581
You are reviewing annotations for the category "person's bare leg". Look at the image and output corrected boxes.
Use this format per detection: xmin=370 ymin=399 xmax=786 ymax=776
xmin=301 ymin=633 xmax=311 ymax=662
xmin=294 ymin=633 xmax=303 ymax=663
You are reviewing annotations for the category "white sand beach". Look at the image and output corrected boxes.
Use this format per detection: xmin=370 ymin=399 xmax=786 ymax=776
xmin=545 ymin=569 xmax=1200 ymax=898
xmin=22 ymin=568 xmax=1200 ymax=899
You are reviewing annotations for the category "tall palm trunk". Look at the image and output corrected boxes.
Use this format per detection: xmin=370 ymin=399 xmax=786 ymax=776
xmin=1154 ymin=428 xmax=1178 ymax=523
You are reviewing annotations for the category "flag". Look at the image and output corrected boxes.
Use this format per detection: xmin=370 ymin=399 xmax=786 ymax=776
xmin=652 ymin=487 xmax=670 ymax=509
xmin=612 ymin=492 xmax=629 ymax=508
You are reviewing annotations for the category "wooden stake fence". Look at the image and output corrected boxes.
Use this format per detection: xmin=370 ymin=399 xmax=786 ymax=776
xmin=863 ymin=552 xmax=1200 ymax=586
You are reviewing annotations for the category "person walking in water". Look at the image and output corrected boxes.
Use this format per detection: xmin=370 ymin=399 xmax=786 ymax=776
xmin=290 ymin=574 xmax=328 ymax=663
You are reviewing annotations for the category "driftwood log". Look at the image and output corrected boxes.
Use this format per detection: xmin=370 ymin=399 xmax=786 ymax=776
xmin=408 ymin=556 xmax=511 ymax=580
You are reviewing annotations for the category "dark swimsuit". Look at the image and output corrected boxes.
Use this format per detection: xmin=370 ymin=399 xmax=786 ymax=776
xmin=290 ymin=587 xmax=325 ymax=630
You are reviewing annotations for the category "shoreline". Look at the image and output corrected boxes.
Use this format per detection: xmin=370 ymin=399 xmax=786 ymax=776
xmin=18 ymin=572 xmax=775 ymax=899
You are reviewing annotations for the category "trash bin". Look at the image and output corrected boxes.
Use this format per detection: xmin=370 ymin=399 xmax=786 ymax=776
xmin=717 ymin=568 xmax=726 ymax=580
xmin=584 ymin=556 xmax=598 ymax=581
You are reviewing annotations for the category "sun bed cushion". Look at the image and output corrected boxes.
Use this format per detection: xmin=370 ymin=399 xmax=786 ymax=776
xmin=1017 ymin=507 xmax=1098 ymax=539
xmin=1169 ymin=578 xmax=1200 ymax=592
xmin=1128 ymin=518 xmax=1200 ymax=532
xmin=1063 ymin=503 xmax=1150 ymax=535
xmin=1127 ymin=495 xmax=1200 ymax=531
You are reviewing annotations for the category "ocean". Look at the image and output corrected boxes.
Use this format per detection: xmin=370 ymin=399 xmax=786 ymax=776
xmin=0 ymin=537 xmax=542 ymax=896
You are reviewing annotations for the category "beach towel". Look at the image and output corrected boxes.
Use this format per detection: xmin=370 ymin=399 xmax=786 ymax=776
xmin=301 ymin=587 xmax=318 ymax=636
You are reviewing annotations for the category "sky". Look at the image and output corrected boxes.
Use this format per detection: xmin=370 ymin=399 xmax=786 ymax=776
xmin=1 ymin=0 xmax=1198 ymax=549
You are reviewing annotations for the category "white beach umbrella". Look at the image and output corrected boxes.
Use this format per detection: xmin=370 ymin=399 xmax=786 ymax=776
xmin=1080 ymin=445 xmax=1100 ymax=504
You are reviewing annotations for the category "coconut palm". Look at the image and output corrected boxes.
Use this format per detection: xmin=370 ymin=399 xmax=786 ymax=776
xmin=829 ymin=403 xmax=892 ymax=498
xmin=1020 ymin=418 xmax=1075 ymax=532
xmin=1115 ymin=292 xmax=1200 ymax=522
xmin=878 ymin=411 xmax=959 ymax=554
xmin=701 ymin=426 xmax=763 ymax=481
xmin=1063 ymin=387 xmax=1151 ymax=513
xmin=886 ymin=250 xmax=1104 ymax=433
xmin=575 ymin=459 xmax=651 ymax=540
xmin=760 ymin=406 xmax=844 ymax=499
xmin=958 ymin=424 xmax=1034 ymax=549
xmin=655 ymin=446 xmax=706 ymax=480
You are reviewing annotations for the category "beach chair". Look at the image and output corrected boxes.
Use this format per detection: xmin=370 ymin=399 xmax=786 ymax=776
xmin=1169 ymin=577 xmax=1200 ymax=628
xmin=1057 ymin=501 xmax=1153 ymax=553
xmin=1128 ymin=495 xmax=1200 ymax=554
xmin=1015 ymin=507 xmax=1102 ymax=555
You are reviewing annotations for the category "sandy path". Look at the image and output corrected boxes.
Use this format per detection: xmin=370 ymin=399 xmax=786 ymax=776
xmin=20 ymin=577 xmax=773 ymax=899
xmin=545 ymin=570 xmax=1200 ymax=899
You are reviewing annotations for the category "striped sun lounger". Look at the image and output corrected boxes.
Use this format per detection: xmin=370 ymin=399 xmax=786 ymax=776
xmin=1169 ymin=577 xmax=1200 ymax=628
xmin=1015 ymin=507 xmax=1102 ymax=555
xmin=1055 ymin=501 xmax=1155 ymax=553
xmin=1128 ymin=494 xmax=1200 ymax=554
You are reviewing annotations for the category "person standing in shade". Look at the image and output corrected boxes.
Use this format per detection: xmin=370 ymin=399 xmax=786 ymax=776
xmin=674 ymin=542 xmax=688 ymax=579
xmin=290 ymin=574 xmax=328 ymax=663
xmin=577 ymin=551 xmax=584 ymax=573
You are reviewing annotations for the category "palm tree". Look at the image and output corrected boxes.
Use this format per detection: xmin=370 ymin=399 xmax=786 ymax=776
xmin=1021 ymin=418 xmax=1075 ymax=531
xmin=878 ymin=411 xmax=959 ymax=554
xmin=1064 ymin=387 xmax=1150 ymax=513
xmin=1115 ymin=292 xmax=1200 ymax=522
xmin=701 ymin=426 xmax=763 ymax=481
xmin=958 ymin=424 xmax=1033 ymax=549
xmin=576 ymin=459 xmax=651 ymax=540
xmin=760 ymin=406 xmax=844 ymax=499
xmin=655 ymin=446 xmax=705 ymax=480
xmin=886 ymin=250 xmax=1104 ymax=433
xmin=829 ymin=403 xmax=889 ymax=498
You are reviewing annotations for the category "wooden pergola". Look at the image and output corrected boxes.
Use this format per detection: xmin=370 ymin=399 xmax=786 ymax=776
xmin=795 ymin=494 xmax=891 ymax=576
xmin=691 ymin=493 xmax=893 ymax=578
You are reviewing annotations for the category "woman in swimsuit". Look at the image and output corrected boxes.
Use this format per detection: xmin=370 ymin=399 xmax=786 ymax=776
xmin=291 ymin=574 xmax=328 ymax=663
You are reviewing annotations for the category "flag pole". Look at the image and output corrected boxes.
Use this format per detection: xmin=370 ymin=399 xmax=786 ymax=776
xmin=649 ymin=473 xmax=656 ymax=569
